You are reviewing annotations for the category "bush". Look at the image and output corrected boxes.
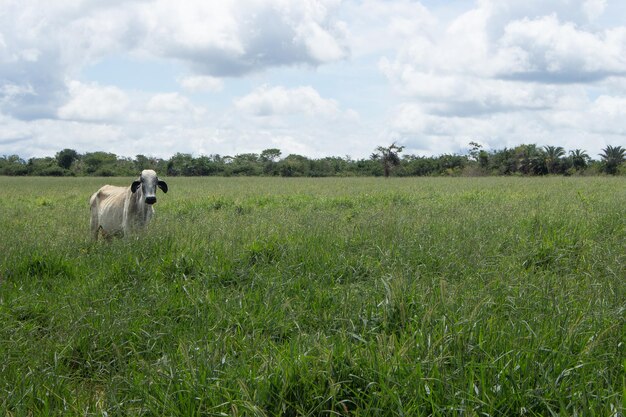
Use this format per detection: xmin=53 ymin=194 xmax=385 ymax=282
xmin=38 ymin=167 xmax=69 ymax=176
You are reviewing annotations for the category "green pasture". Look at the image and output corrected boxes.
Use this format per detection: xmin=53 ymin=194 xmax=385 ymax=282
xmin=0 ymin=176 xmax=624 ymax=416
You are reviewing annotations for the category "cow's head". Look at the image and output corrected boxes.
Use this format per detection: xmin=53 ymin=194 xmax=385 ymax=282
xmin=131 ymin=169 xmax=168 ymax=205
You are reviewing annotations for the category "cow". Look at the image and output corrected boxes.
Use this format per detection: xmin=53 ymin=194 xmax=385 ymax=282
xmin=90 ymin=169 xmax=168 ymax=240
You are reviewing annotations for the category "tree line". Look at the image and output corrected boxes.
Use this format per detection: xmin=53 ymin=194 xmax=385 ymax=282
xmin=1 ymin=143 xmax=624 ymax=177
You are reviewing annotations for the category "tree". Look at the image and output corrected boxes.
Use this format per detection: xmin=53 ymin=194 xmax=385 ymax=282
xmin=193 ymin=155 xmax=223 ymax=176
xmin=278 ymin=154 xmax=310 ymax=177
xmin=310 ymin=156 xmax=351 ymax=177
xmin=56 ymin=148 xmax=78 ymax=170
xmin=83 ymin=152 xmax=118 ymax=175
xmin=489 ymin=147 xmax=516 ymax=175
xmin=402 ymin=155 xmax=437 ymax=176
xmin=260 ymin=148 xmax=282 ymax=162
xmin=467 ymin=141 xmax=482 ymax=162
xmin=543 ymin=145 xmax=566 ymax=174
xmin=29 ymin=156 xmax=67 ymax=176
xmin=467 ymin=141 xmax=489 ymax=170
xmin=232 ymin=153 xmax=262 ymax=176
xmin=599 ymin=145 xmax=625 ymax=175
xmin=371 ymin=142 xmax=404 ymax=178
xmin=0 ymin=155 xmax=28 ymax=175
xmin=259 ymin=148 xmax=282 ymax=176
xmin=436 ymin=154 xmax=466 ymax=176
xmin=134 ymin=154 xmax=153 ymax=171
xmin=167 ymin=153 xmax=195 ymax=176
xmin=569 ymin=149 xmax=590 ymax=172
xmin=515 ymin=144 xmax=546 ymax=175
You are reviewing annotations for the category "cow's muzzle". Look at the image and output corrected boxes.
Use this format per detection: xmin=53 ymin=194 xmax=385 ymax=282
xmin=145 ymin=196 xmax=157 ymax=205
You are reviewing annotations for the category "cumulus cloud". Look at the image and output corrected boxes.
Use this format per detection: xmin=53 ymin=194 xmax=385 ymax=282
xmin=387 ymin=88 xmax=626 ymax=158
xmin=178 ymin=75 xmax=224 ymax=92
xmin=0 ymin=113 xmax=125 ymax=158
xmin=235 ymin=85 xmax=341 ymax=117
xmin=135 ymin=0 xmax=349 ymax=75
xmin=1 ymin=0 xmax=626 ymax=161
xmin=479 ymin=0 xmax=607 ymax=30
xmin=57 ymin=81 xmax=130 ymax=121
xmin=140 ymin=92 xmax=207 ymax=125
xmin=0 ymin=0 xmax=348 ymax=120
xmin=374 ymin=0 xmax=626 ymax=157
xmin=229 ymin=84 xmax=365 ymax=157
xmin=342 ymin=0 xmax=436 ymax=57
xmin=381 ymin=3 xmax=626 ymax=89
xmin=583 ymin=0 xmax=607 ymax=20
xmin=1 ymin=83 xmax=36 ymax=105
xmin=0 ymin=0 xmax=142 ymax=119
xmin=496 ymin=15 xmax=626 ymax=82
xmin=146 ymin=93 xmax=194 ymax=113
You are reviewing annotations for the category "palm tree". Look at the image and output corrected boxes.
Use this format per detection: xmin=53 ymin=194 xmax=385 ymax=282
xmin=599 ymin=145 xmax=625 ymax=175
xmin=515 ymin=144 xmax=545 ymax=175
xmin=569 ymin=149 xmax=590 ymax=172
xmin=371 ymin=143 xmax=404 ymax=178
xmin=543 ymin=145 xmax=566 ymax=174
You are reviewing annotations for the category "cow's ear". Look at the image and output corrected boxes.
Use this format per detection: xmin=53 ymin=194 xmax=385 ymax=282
xmin=158 ymin=180 xmax=168 ymax=193
xmin=131 ymin=180 xmax=141 ymax=193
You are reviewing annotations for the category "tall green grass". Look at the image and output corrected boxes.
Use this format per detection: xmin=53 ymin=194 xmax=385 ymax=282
xmin=0 ymin=176 xmax=624 ymax=416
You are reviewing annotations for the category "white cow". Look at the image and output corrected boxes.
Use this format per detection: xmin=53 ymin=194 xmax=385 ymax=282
xmin=90 ymin=169 xmax=168 ymax=240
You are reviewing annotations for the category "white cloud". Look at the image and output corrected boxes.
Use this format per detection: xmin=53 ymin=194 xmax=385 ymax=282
xmin=146 ymin=93 xmax=193 ymax=113
xmin=552 ymin=90 xmax=618 ymax=134
xmin=379 ymin=54 xmax=565 ymax=116
xmin=0 ymin=114 xmax=125 ymax=158
xmin=1 ymin=0 xmax=626 ymax=161
xmin=478 ymin=0 xmax=606 ymax=28
xmin=342 ymin=0 xmax=436 ymax=57
xmin=235 ymin=85 xmax=341 ymax=117
xmin=178 ymin=75 xmax=224 ymax=92
xmin=229 ymin=84 xmax=365 ymax=157
xmin=388 ymin=90 xmax=625 ymax=158
xmin=1 ymin=83 xmax=36 ymax=103
xmin=373 ymin=0 xmax=626 ymax=158
xmin=297 ymin=20 xmax=348 ymax=62
xmin=140 ymin=92 xmax=207 ymax=125
xmin=497 ymin=15 xmax=626 ymax=80
xmin=583 ymin=0 xmax=607 ymax=20
xmin=136 ymin=0 xmax=348 ymax=75
xmin=138 ymin=1 xmax=245 ymax=57
xmin=0 ymin=0 xmax=349 ymax=120
xmin=57 ymin=81 xmax=129 ymax=121
xmin=381 ymin=5 xmax=626 ymax=89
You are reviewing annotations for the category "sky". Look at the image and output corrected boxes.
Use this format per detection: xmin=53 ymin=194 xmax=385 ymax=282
xmin=1 ymin=0 xmax=626 ymax=160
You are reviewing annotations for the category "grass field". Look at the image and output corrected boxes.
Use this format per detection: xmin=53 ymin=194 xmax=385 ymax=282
xmin=0 ymin=176 xmax=624 ymax=416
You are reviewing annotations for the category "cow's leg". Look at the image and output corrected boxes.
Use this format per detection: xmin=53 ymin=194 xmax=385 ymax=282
xmin=91 ymin=223 xmax=100 ymax=241
xmin=102 ymin=229 xmax=114 ymax=242
xmin=90 ymin=204 xmax=100 ymax=241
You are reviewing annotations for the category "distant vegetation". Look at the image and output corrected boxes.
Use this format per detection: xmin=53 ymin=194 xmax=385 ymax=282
xmin=1 ymin=143 xmax=625 ymax=177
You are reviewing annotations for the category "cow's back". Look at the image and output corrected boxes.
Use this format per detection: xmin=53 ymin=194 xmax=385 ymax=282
xmin=91 ymin=185 xmax=129 ymax=236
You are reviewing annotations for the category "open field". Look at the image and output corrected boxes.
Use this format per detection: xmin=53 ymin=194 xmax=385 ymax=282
xmin=0 ymin=176 xmax=624 ymax=416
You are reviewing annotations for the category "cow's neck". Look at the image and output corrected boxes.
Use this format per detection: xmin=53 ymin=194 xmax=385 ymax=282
xmin=130 ymin=187 xmax=151 ymax=220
